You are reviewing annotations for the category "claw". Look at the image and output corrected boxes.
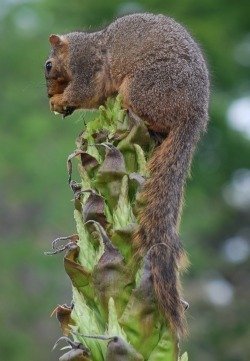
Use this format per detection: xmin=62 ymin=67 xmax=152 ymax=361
xmin=65 ymin=106 xmax=76 ymax=117
xmin=180 ymin=299 xmax=189 ymax=311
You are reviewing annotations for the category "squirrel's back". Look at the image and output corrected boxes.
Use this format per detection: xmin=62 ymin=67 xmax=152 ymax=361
xmin=105 ymin=14 xmax=208 ymax=94
xmin=103 ymin=13 xmax=209 ymax=134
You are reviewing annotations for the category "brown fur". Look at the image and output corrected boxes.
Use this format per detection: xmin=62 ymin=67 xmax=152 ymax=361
xmin=45 ymin=13 xmax=210 ymax=336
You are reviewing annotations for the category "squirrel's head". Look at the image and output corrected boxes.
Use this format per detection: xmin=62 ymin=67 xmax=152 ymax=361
xmin=45 ymin=34 xmax=74 ymax=116
xmin=45 ymin=32 xmax=108 ymax=117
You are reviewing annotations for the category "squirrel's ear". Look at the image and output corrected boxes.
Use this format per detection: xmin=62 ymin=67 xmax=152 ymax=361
xmin=49 ymin=34 xmax=62 ymax=47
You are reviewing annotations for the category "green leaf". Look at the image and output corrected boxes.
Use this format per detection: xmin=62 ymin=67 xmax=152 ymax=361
xmin=113 ymin=175 xmax=135 ymax=229
xmin=74 ymin=210 xmax=97 ymax=270
xmin=107 ymin=298 xmax=127 ymax=340
xmin=71 ymin=288 xmax=106 ymax=361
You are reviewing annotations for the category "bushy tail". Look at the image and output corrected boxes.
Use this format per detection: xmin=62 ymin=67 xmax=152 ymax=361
xmin=134 ymin=117 xmax=206 ymax=336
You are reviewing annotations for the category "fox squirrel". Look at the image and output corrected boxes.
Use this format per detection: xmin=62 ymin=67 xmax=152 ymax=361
xmin=45 ymin=13 xmax=209 ymax=336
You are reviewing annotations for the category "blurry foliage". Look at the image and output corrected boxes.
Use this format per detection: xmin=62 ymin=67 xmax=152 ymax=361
xmin=0 ymin=1 xmax=249 ymax=361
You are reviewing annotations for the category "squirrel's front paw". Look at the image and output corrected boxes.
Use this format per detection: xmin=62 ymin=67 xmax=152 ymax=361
xmin=50 ymin=94 xmax=76 ymax=117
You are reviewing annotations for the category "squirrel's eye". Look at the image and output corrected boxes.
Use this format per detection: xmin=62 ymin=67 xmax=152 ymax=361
xmin=45 ymin=61 xmax=52 ymax=72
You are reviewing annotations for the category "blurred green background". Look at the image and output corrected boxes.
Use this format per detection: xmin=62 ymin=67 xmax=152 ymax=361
xmin=1 ymin=0 xmax=250 ymax=360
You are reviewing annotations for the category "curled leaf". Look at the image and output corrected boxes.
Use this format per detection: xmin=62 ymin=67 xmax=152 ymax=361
xmin=59 ymin=349 xmax=90 ymax=361
xmin=67 ymin=150 xmax=99 ymax=184
xmin=53 ymin=336 xmax=90 ymax=361
xmin=97 ymin=145 xmax=126 ymax=180
xmin=64 ymin=243 xmax=93 ymax=302
xmin=88 ymin=222 xmax=133 ymax=315
xmin=82 ymin=190 xmax=107 ymax=228
xmin=80 ymin=152 xmax=99 ymax=174
xmin=55 ymin=304 xmax=74 ymax=336
xmin=44 ymin=234 xmax=78 ymax=256
xmin=67 ymin=150 xmax=86 ymax=184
